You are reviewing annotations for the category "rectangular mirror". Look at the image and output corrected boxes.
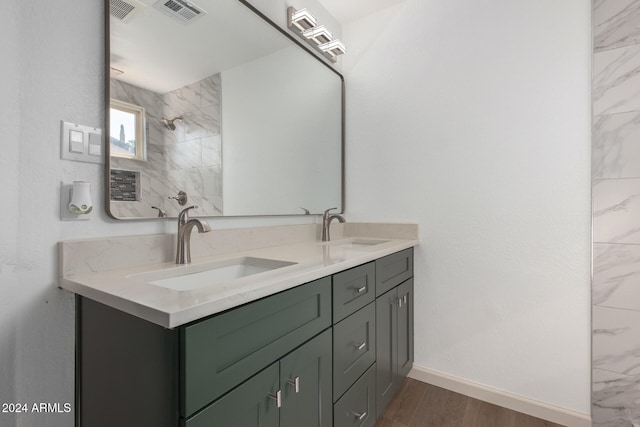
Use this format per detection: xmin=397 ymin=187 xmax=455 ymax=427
xmin=106 ymin=0 xmax=344 ymax=219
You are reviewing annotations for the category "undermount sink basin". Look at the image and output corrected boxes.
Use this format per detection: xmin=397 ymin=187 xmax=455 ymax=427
xmin=328 ymin=238 xmax=390 ymax=248
xmin=128 ymin=257 xmax=297 ymax=291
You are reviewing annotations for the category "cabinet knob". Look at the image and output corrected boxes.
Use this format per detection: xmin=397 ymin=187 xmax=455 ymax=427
xmin=355 ymin=342 xmax=366 ymax=351
xmin=268 ymin=390 xmax=282 ymax=408
xmin=287 ymin=376 xmax=300 ymax=393
xmin=353 ymin=411 xmax=367 ymax=420
xmin=355 ymin=286 xmax=367 ymax=293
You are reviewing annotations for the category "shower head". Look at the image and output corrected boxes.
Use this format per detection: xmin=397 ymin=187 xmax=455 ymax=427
xmin=161 ymin=116 xmax=183 ymax=131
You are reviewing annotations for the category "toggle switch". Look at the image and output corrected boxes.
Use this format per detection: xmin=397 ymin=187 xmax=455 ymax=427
xmin=69 ymin=130 xmax=84 ymax=153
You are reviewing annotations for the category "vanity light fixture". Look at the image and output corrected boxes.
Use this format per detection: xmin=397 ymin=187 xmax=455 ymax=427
xmin=287 ymin=6 xmax=346 ymax=63
xmin=290 ymin=8 xmax=317 ymax=31
xmin=319 ymin=40 xmax=346 ymax=58
xmin=302 ymin=26 xmax=333 ymax=44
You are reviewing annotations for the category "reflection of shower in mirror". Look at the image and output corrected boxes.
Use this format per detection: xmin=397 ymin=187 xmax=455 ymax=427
xmin=161 ymin=116 xmax=183 ymax=131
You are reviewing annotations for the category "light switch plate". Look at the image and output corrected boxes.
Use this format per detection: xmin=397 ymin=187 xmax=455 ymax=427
xmin=60 ymin=121 xmax=104 ymax=164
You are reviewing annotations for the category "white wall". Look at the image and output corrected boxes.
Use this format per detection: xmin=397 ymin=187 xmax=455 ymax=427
xmin=222 ymin=46 xmax=342 ymax=215
xmin=342 ymin=0 xmax=592 ymax=414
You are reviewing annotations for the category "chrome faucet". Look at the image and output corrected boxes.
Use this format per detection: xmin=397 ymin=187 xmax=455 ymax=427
xmin=322 ymin=207 xmax=345 ymax=242
xmin=176 ymin=205 xmax=211 ymax=264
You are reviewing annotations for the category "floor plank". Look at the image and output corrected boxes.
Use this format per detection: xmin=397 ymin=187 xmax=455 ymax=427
xmin=382 ymin=378 xmax=428 ymax=425
xmin=374 ymin=379 xmax=566 ymax=427
xmin=407 ymin=384 xmax=468 ymax=427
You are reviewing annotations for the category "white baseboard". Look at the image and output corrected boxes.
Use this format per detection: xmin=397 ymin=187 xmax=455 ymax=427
xmin=408 ymin=365 xmax=591 ymax=427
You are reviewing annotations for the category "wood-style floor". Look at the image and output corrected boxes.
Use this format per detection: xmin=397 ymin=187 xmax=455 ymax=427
xmin=374 ymin=378 xmax=565 ymax=427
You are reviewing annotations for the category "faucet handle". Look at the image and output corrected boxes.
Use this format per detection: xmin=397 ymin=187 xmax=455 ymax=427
xmin=178 ymin=205 xmax=198 ymax=222
xmin=323 ymin=207 xmax=338 ymax=218
xmin=151 ymin=206 xmax=167 ymax=218
xmin=169 ymin=191 xmax=188 ymax=206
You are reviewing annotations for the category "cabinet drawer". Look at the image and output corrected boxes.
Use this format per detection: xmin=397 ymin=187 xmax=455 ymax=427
xmin=333 ymin=262 xmax=375 ymax=323
xmin=333 ymin=303 xmax=376 ymax=401
xmin=375 ymin=248 xmax=413 ymax=296
xmin=334 ymin=364 xmax=376 ymax=427
xmin=181 ymin=277 xmax=331 ymax=416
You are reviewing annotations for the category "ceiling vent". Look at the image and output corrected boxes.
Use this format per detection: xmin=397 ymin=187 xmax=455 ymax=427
xmin=110 ymin=0 xmax=153 ymax=22
xmin=110 ymin=0 xmax=138 ymax=22
xmin=153 ymin=0 xmax=207 ymax=24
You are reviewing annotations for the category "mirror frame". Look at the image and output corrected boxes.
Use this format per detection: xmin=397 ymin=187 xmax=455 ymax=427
xmin=104 ymin=0 xmax=345 ymax=220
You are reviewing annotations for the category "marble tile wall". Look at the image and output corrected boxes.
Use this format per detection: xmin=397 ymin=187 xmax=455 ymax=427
xmin=593 ymin=1 xmax=640 ymax=426
xmin=109 ymin=75 xmax=223 ymax=218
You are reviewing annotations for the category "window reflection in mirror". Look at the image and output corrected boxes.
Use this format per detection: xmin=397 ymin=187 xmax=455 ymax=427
xmin=110 ymin=99 xmax=146 ymax=161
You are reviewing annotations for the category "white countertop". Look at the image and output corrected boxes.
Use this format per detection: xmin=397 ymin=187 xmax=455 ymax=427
xmin=60 ymin=223 xmax=418 ymax=328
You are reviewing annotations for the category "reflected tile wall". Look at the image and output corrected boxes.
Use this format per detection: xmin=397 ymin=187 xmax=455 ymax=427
xmin=594 ymin=0 xmax=640 ymax=52
xmin=109 ymin=74 xmax=223 ymax=218
xmin=593 ymin=369 xmax=640 ymax=427
xmin=594 ymin=243 xmax=640 ymax=311
xmin=593 ymin=112 xmax=640 ymax=179
xmin=593 ymin=2 xmax=640 ymax=425
xmin=594 ymin=45 xmax=640 ymax=116
xmin=593 ymin=178 xmax=640 ymax=244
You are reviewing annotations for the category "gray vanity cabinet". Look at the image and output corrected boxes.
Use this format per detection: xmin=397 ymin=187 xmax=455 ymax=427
xmin=374 ymin=248 xmax=414 ymax=417
xmin=77 ymin=247 xmax=414 ymax=427
xmin=78 ymin=277 xmax=331 ymax=427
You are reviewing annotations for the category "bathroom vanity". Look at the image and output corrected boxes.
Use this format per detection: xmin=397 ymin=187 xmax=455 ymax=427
xmin=60 ymin=223 xmax=417 ymax=427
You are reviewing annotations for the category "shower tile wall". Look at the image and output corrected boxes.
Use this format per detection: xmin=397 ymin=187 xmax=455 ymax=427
xmin=110 ymin=75 xmax=222 ymax=218
xmin=593 ymin=1 xmax=640 ymax=426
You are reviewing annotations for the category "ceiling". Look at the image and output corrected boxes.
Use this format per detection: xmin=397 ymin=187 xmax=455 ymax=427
xmin=317 ymin=0 xmax=406 ymax=24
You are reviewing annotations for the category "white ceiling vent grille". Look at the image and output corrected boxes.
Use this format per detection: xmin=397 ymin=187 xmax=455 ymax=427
xmin=153 ymin=0 xmax=207 ymax=24
xmin=110 ymin=0 xmax=137 ymax=21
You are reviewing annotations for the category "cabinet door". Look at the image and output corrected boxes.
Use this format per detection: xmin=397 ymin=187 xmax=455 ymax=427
xmin=184 ymin=363 xmax=280 ymax=427
xmin=375 ymin=287 xmax=398 ymax=417
xmin=397 ymin=278 xmax=414 ymax=378
xmin=280 ymin=329 xmax=332 ymax=427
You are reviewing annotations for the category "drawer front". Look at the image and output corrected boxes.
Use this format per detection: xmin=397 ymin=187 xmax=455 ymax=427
xmin=333 ymin=262 xmax=375 ymax=323
xmin=333 ymin=303 xmax=376 ymax=401
xmin=181 ymin=277 xmax=331 ymax=416
xmin=375 ymin=248 xmax=413 ymax=296
xmin=334 ymin=364 xmax=377 ymax=427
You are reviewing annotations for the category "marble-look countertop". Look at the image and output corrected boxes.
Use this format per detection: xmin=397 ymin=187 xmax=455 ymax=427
xmin=59 ymin=223 xmax=418 ymax=328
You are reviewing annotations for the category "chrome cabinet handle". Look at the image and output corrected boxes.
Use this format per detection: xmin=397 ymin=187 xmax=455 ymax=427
xmin=287 ymin=376 xmax=300 ymax=393
xmin=353 ymin=411 xmax=367 ymax=420
xmin=268 ymin=390 xmax=282 ymax=408
xmin=398 ymin=297 xmax=403 ymax=308
xmin=355 ymin=342 xmax=366 ymax=351
xmin=355 ymin=286 xmax=367 ymax=293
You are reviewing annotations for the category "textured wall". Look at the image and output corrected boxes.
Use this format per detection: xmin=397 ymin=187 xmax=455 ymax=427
xmin=342 ymin=0 xmax=591 ymax=414
xmin=592 ymin=1 xmax=640 ymax=425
